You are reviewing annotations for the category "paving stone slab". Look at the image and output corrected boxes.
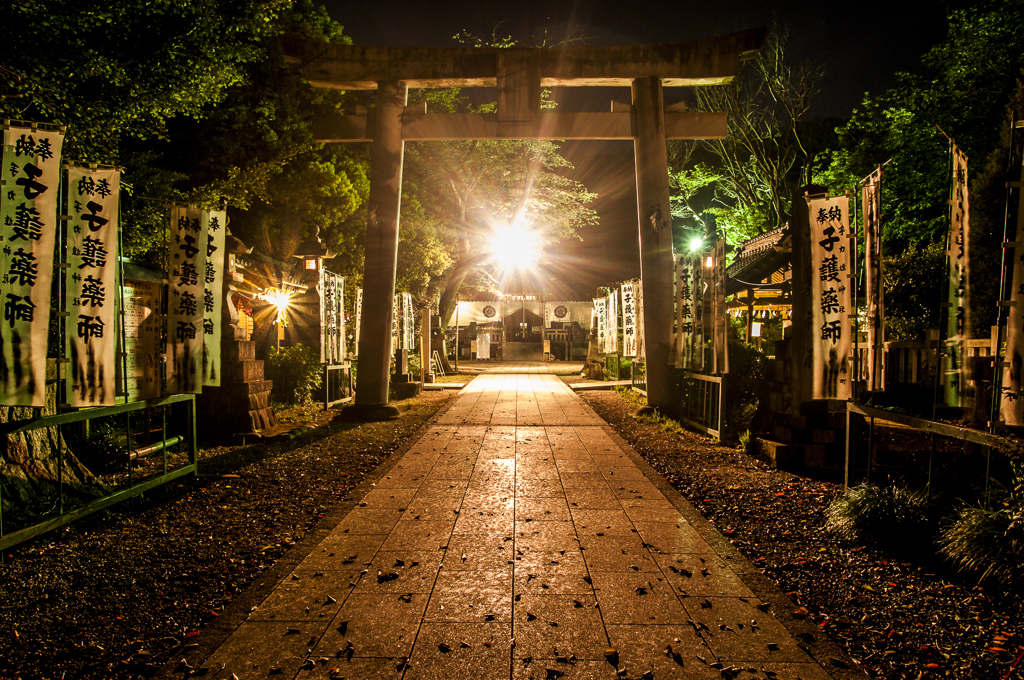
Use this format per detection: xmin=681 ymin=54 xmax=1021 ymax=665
xmin=512 ymin=594 xmax=607 ymax=660
xmin=295 ymin=534 xmax=388 ymax=571
xmin=516 ymin=497 xmax=572 ymax=522
xmin=683 ymin=596 xmax=810 ymax=663
xmin=443 ymin=533 xmax=516 ymax=571
xmin=425 ymin=568 xmax=513 ymax=623
xmin=352 ymin=550 xmax=444 ymax=594
xmin=513 ymin=550 xmax=591 ymax=595
xmin=654 ymin=553 xmax=756 ymax=598
xmin=201 ymin=620 xmax=327 ymax=680
xmin=248 ymin=569 xmax=363 ymax=621
xmin=333 ymin=507 xmax=405 ymax=535
xmin=404 ymin=622 xmax=512 ymax=680
xmin=317 ymin=592 xmax=430 ymax=658
xmin=589 ymin=571 xmax=687 ymax=625
xmin=380 ymin=520 xmax=455 ymax=552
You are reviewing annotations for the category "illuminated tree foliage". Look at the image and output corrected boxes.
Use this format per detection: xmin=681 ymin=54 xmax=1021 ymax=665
xmin=680 ymin=22 xmax=820 ymax=243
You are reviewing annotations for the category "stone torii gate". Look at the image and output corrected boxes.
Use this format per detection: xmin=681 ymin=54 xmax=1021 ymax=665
xmin=282 ymin=29 xmax=766 ymax=418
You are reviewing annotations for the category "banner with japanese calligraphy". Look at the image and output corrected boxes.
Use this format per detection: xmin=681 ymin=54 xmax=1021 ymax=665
xmin=713 ymin=239 xmax=729 ymax=374
xmin=1001 ymin=151 xmax=1024 ymax=425
xmin=167 ymin=207 xmax=208 ymax=394
xmin=0 ymin=125 xmax=64 ymax=407
xmin=808 ymin=196 xmax=852 ymax=399
xmin=320 ymin=270 xmax=345 ymax=365
xmin=66 ymin=166 xmax=119 ymax=406
xmin=605 ymin=291 xmax=618 ymax=354
xmin=945 ymin=146 xmax=969 ymax=407
xmin=692 ymin=256 xmax=708 ymax=371
xmin=862 ymin=168 xmax=885 ymax=391
xmin=402 ymin=293 xmax=414 ymax=350
xmin=389 ymin=294 xmax=398 ymax=355
xmin=594 ymin=297 xmax=607 ymax=353
xmin=124 ymin=278 xmax=161 ymax=401
xmin=673 ymin=255 xmax=693 ymax=368
xmin=354 ymin=287 xmax=362 ymax=355
xmin=636 ymin=278 xmax=646 ymax=361
xmin=202 ymin=210 xmax=226 ymax=386
xmin=621 ymin=283 xmax=637 ymax=357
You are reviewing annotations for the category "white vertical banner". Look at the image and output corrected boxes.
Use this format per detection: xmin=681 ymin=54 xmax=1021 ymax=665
xmin=167 ymin=207 xmax=208 ymax=394
xmin=862 ymin=167 xmax=885 ymax=391
xmin=390 ymin=293 xmax=399 ymax=355
xmin=636 ymin=279 xmax=646 ymax=361
xmin=318 ymin=266 xmax=327 ymax=361
xmin=946 ymin=146 xmax=969 ymax=407
xmin=594 ymin=297 xmax=607 ymax=353
xmin=1002 ymin=152 xmax=1024 ymax=425
xmin=713 ymin=239 xmax=729 ymax=374
xmin=202 ymin=210 xmax=226 ymax=386
xmin=319 ymin=270 xmax=345 ymax=365
xmin=0 ymin=126 xmax=64 ymax=406
xmin=808 ymin=195 xmax=852 ymax=399
xmin=403 ymin=293 xmax=414 ymax=350
xmin=621 ymin=283 xmax=637 ymax=357
xmin=694 ymin=259 xmax=707 ymax=371
xmin=354 ymin=287 xmax=362 ymax=356
xmin=674 ymin=255 xmax=696 ymax=369
xmin=605 ymin=291 xmax=618 ymax=354
xmin=356 ymin=284 xmax=364 ymax=356
xmin=477 ymin=330 xmax=490 ymax=359
xmin=66 ymin=166 xmax=119 ymax=405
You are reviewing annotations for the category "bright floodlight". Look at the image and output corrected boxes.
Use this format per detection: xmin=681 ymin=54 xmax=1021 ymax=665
xmin=689 ymin=237 xmax=703 ymax=252
xmin=490 ymin=224 xmax=540 ymax=270
xmin=262 ymin=288 xmax=292 ymax=324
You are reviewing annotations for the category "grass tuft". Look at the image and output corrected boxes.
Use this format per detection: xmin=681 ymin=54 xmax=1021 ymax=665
xmin=826 ymin=483 xmax=932 ymax=552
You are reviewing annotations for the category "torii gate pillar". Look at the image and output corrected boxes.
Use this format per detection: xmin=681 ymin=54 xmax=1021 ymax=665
xmin=632 ymin=77 xmax=674 ymax=408
xmin=355 ymin=81 xmax=407 ymax=416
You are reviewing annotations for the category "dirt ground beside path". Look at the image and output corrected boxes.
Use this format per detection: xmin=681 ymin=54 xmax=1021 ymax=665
xmin=577 ymin=386 xmax=1023 ymax=680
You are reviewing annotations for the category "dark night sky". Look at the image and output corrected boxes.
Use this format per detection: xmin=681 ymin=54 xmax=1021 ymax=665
xmin=319 ymin=0 xmax=957 ymax=297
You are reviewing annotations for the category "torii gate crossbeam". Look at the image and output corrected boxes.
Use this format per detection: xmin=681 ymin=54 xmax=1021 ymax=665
xmin=282 ymin=28 xmax=766 ymax=419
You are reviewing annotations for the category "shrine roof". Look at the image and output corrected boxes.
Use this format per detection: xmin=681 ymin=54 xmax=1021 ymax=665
xmin=725 ymin=225 xmax=791 ymax=296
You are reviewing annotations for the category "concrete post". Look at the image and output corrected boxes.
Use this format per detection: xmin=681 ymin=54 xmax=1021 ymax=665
xmin=632 ymin=77 xmax=674 ymax=409
xmin=354 ymin=81 xmax=407 ymax=417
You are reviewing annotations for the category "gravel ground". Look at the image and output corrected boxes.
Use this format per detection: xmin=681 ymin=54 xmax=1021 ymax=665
xmin=578 ymin=387 xmax=1023 ymax=680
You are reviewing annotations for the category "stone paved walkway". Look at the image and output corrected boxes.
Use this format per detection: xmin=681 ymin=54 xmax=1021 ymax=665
xmin=194 ymin=370 xmax=844 ymax=680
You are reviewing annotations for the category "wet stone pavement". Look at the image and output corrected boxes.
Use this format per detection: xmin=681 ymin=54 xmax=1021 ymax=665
xmin=189 ymin=370 xmax=846 ymax=680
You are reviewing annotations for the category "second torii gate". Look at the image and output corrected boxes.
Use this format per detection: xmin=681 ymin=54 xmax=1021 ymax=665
xmin=282 ymin=28 xmax=766 ymax=418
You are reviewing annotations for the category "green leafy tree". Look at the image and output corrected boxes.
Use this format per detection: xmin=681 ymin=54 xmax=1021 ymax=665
xmin=0 ymin=0 xmax=290 ymax=162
